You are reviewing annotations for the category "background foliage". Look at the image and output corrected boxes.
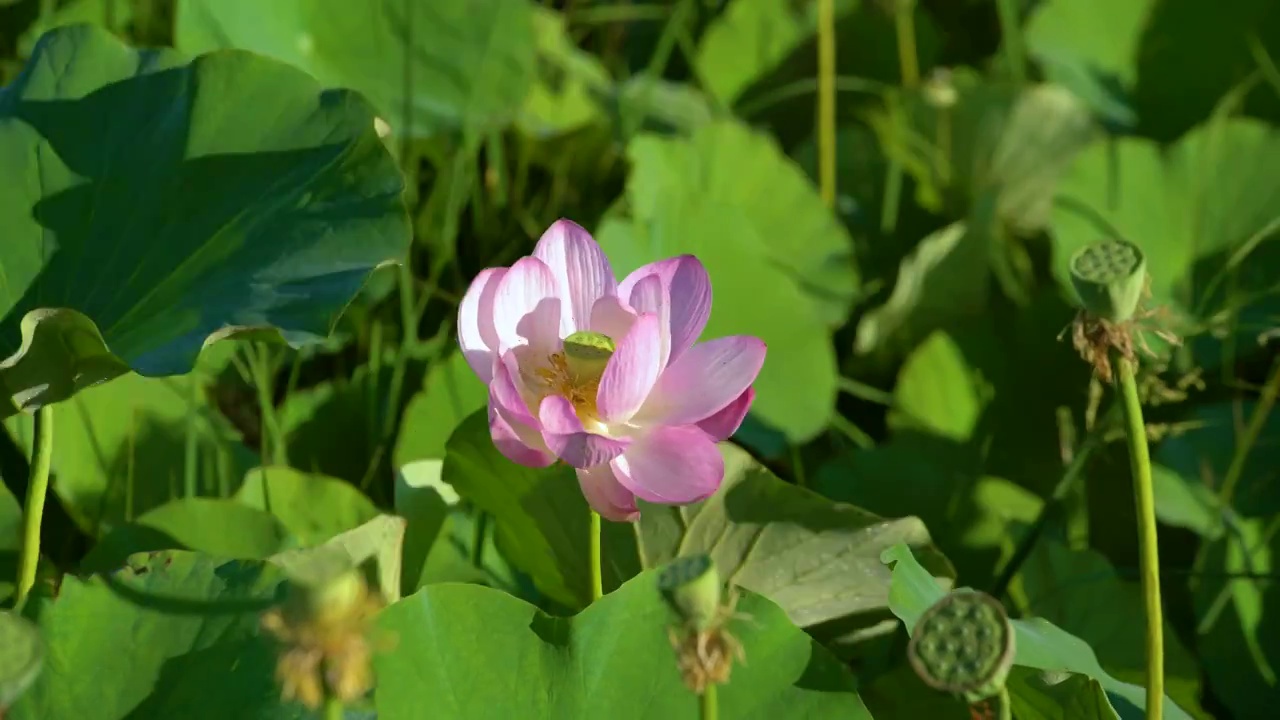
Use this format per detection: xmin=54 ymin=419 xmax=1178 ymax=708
xmin=1 ymin=0 xmax=1279 ymax=718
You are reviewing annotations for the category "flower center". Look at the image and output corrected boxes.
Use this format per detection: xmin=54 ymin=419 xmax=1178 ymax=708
xmin=535 ymin=331 xmax=615 ymax=424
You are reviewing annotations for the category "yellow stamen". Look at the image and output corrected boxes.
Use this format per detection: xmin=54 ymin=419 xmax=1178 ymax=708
xmin=533 ymin=331 xmax=616 ymax=424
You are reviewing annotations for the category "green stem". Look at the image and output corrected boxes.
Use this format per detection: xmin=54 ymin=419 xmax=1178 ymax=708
xmin=993 ymin=0 xmax=1027 ymax=84
xmin=700 ymin=684 xmax=718 ymax=720
xmin=997 ymin=686 xmax=1012 ymax=720
xmin=471 ymin=510 xmax=489 ymax=570
xmin=893 ymin=3 xmax=920 ymax=88
xmin=323 ymin=695 xmax=343 ymax=720
xmin=589 ymin=509 xmax=604 ymax=602
xmin=1115 ymin=356 xmax=1164 ymax=720
xmin=16 ymin=405 xmax=54 ymax=606
xmin=817 ymin=0 xmax=837 ymax=208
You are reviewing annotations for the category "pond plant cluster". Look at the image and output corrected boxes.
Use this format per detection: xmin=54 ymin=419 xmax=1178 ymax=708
xmin=0 ymin=1 xmax=1278 ymax=719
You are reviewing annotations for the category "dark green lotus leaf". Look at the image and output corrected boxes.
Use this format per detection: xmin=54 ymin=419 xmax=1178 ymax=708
xmin=0 ymin=24 xmax=409 ymax=416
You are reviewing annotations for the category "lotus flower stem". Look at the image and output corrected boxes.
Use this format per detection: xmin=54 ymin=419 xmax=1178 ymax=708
xmin=817 ymin=0 xmax=837 ymax=208
xmin=993 ymin=0 xmax=1027 ymax=85
xmin=589 ymin=509 xmax=604 ymax=602
xmin=324 ymin=696 xmax=343 ymax=720
xmin=1114 ymin=354 xmax=1163 ymax=720
xmin=15 ymin=405 xmax=54 ymax=607
xmin=700 ymin=684 xmax=718 ymax=720
xmin=893 ymin=1 xmax=920 ymax=88
xmin=997 ymin=687 xmax=1011 ymax=720
xmin=470 ymin=510 xmax=490 ymax=570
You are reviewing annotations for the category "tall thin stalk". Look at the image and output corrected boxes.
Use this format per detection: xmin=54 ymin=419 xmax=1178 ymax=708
xmin=15 ymin=405 xmax=54 ymax=606
xmin=589 ymin=509 xmax=603 ymax=602
xmin=700 ymin=684 xmax=718 ymax=720
xmin=1115 ymin=354 xmax=1164 ymax=720
xmin=817 ymin=0 xmax=837 ymax=208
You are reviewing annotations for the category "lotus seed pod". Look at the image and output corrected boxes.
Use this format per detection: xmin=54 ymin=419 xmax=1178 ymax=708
xmin=1069 ymin=240 xmax=1147 ymax=323
xmin=563 ymin=331 xmax=616 ymax=379
xmin=285 ymin=568 xmax=369 ymax=629
xmin=658 ymin=555 xmax=722 ymax=631
xmin=907 ymin=589 xmax=1015 ymax=704
xmin=0 ymin=611 xmax=43 ymax=709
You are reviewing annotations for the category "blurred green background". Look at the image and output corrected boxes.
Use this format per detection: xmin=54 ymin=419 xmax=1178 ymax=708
xmin=2 ymin=0 xmax=1280 ymax=718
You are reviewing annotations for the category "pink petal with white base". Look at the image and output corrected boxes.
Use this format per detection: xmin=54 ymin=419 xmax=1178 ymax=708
xmin=488 ymin=399 xmax=555 ymax=467
xmin=533 ymin=219 xmax=617 ymax=335
xmin=576 ymin=464 xmax=639 ymax=522
xmin=611 ymin=425 xmax=723 ymax=504
xmin=627 ymin=274 xmax=669 ymax=367
xmin=493 ymin=257 xmax=559 ymax=352
xmin=638 ymin=336 xmax=766 ymax=426
xmin=589 ymin=295 xmax=637 ymax=341
xmin=596 ymin=313 xmax=665 ymax=424
xmin=697 ymin=387 xmax=755 ymax=441
xmin=487 ymin=354 xmax=552 ymax=468
xmin=539 ymin=395 xmax=629 ymax=468
xmin=619 ymin=256 xmax=711 ymax=363
xmin=458 ymin=267 xmax=506 ymax=383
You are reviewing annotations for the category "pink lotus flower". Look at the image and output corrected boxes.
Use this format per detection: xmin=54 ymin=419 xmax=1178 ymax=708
xmin=458 ymin=219 xmax=766 ymax=522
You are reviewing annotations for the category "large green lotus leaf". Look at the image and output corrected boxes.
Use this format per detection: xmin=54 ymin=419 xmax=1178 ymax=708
xmin=234 ymin=466 xmax=379 ymax=546
xmin=882 ymin=543 xmax=1195 ymax=720
xmin=695 ymin=0 xmax=854 ymax=104
xmin=1022 ymin=0 xmax=1147 ymax=129
xmin=441 ymin=410 xmax=640 ymax=609
xmin=3 ymin=340 xmax=255 ymax=537
xmin=80 ymin=498 xmax=292 ymax=573
xmin=374 ymin=568 xmax=871 ymax=719
xmin=16 ymin=0 xmax=136 ymax=57
xmin=1025 ymin=0 xmax=1280 ymax=141
xmin=517 ymin=6 xmax=611 ymax=138
xmin=268 ymin=513 xmax=406 ymax=604
xmin=1155 ymin=401 xmax=1280 ymax=521
xmin=1020 ymin=540 xmax=1210 ymax=719
xmin=637 ymin=443 xmax=954 ymax=651
xmin=817 ymin=446 xmax=1043 ymax=589
xmin=0 ymin=610 xmax=42 ymax=710
xmin=392 ymin=459 xmax=454 ymax=593
xmin=0 ymin=25 xmax=409 ymax=416
xmin=1051 ymin=118 xmax=1280 ymax=332
xmin=8 ymin=551 xmax=294 ymax=720
xmin=1193 ymin=512 xmax=1280 ymax=718
xmin=888 ymin=329 xmax=992 ymax=442
xmin=1007 ymin=669 xmax=1120 ymax=720
xmin=1153 ymin=401 xmax=1280 ymax=715
xmin=175 ymin=0 xmax=535 ymax=140
xmin=392 ymin=349 xmax=486 ymax=466
xmin=852 ymin=219 xmax=992 ymax=359
xmin=0 ymin=483 xmax=19 ymax=601
xmin=597 ymin=119 xmax=857 ymax=441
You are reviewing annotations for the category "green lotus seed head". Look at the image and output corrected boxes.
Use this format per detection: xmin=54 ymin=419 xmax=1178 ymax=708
xmin=907 ymin=589 xmax=1015 ymax=703
xmin=284 ymin=568 xmax=369 ymax=628
xmin=0 ymin=611 xmax=44 ymax=709
xmin=658 ymin=554 xmax=722 ymax=631
xmin=1069 ymin=240 xmax=1147 ymax=322
xmin=563 ymin=331 xmax=616 ymax=379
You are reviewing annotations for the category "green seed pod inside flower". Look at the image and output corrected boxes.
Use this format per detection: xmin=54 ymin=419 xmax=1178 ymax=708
xmin=1069 ymin=240 xmax=1147 ymax=323
xmin=563 ymin=331 xmax=616 ymax=379
xmin=0 ymin=611 xmax=43 ymax=709
xmin=907 ymin=589 xmax=1015 ymax=704
xmin=657 ymin=554 xmax=722 ymax=632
